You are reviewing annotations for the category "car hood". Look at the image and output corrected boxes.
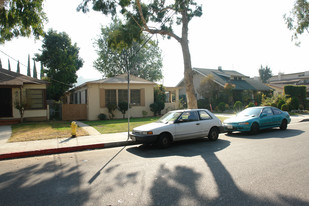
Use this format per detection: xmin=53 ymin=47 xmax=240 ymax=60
xmin=224 ymin=115 xmax=257 ymax=123
xmin=133 ymin=122 xmax=170 ymax=131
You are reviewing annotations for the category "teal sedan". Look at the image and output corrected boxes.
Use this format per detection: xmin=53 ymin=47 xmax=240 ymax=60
xmin=223 ymin=106 xmax=291 ymax=134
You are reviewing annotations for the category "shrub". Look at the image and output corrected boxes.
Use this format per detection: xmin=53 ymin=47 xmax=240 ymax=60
xmin=118 ymin=102 xmax=128 ymax=119
xmin=142 ymin=110 xmax=148 ymax=117
xmin=107 ymin=103 xmax=117 ymax=119
xmin=233 ymin=101 xmax=243 ymax=112
xmin=197 ymin=99 xmax=208 ymax=109
xmin=281 ymin=104 xmax=289 ymax=111
xmin=246 ymin=102 xmax=255 ymax=108
xmin=218 ymin=102 xmax=226 ymax=112
xmin=98 ymin=113 xmax=107 ymax=120
xmin=277 ymin=99 xmax=285 ymax=110
xmin=289 ymin=96 xmax=299 ymax=110
xmin=150 ymin=101 xmax=165 ymax=116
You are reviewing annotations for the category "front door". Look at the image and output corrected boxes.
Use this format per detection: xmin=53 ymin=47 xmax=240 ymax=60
xmin=0 ymin=88 xmax=13 ymax=117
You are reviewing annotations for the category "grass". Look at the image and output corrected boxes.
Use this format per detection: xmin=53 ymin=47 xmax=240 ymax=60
xmin=9 ymin=121 xmax=89 ymax=143
xmin=83 ymin=117 xmax=160 ymax=134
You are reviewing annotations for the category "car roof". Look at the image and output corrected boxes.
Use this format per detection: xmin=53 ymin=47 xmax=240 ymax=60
xmin=168 ymin=109 xmax=210 ymax=113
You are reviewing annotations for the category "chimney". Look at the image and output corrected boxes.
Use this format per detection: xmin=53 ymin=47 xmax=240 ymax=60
xmin=218 ymin=66 xmax=222 ymax=71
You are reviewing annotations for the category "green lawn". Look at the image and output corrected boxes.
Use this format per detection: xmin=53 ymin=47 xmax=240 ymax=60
xmin=9 ymin=121 xmax=89 ymax=142
xmin=83 ymin=117 xmax=160 ymax=134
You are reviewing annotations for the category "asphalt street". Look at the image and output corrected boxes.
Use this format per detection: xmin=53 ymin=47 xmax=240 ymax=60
xmin=0 ymin=121 xmax=309 ymax=206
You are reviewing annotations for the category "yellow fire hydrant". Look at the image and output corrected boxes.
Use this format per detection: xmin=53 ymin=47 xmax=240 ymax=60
xmin=71 ymin=121 xmax=77 ymax=138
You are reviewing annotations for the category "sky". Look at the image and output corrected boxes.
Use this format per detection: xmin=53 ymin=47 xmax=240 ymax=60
xmin=0 ymin=0 xmax=308 ymax=87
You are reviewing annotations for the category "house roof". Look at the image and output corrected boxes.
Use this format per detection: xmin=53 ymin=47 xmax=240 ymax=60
xmin=87 ymin=74 xmax=156 ymax=85
xmin=177 ymin=67 xmax=271 ymax=91
xmin=0 ymin=68 xmax=47 ymax=87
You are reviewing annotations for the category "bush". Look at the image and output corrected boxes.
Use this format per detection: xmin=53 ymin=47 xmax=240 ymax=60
xmin=281 ymin=104 xmax=289 ymax=111
xmin=233 ymin=101 xmax=243 ymax=112
xmin=98 ymin=113 xmax=107 ymax=120
xmin=118 ymin=102 xmax=129 ymax=119
xmin=218 ymin=102 xmax=226 ymax=112
xmin=150 ymin=101 xmax=165 ymax=116
xmin=107 ymin=103 xmax=117 ymax=119
xmin=246 ymin=102 xmax=255 ymax=108
xmin=289 ymin=96 xmax=299 ymax=110
xmin=197 ymin=99 xmax=208 ymax=109
xmin=277 ymin=99 xmax=285 ymax=110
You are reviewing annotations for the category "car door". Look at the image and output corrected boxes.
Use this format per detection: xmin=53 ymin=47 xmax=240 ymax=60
xmin=259 ymin=107 xmax=275 ymax=128
xmin=197 ymin=110 xmax=213 ymax=137
xmin=174 ymin=111 xmax=201 ymax=140
xmin=271 ymin=107 xmax=283 ymax=126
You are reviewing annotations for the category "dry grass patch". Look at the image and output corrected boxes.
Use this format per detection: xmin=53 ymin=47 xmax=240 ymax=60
xmin=9 ymin=121 xmax=89 ymax=142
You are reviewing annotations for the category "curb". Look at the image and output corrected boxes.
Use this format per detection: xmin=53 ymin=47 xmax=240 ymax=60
xmin=0 ymin=140 xmax=139 ymax=161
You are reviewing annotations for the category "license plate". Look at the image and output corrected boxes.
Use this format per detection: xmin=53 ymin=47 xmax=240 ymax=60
xmin=227 ymin=125 xmax=233 ymax=129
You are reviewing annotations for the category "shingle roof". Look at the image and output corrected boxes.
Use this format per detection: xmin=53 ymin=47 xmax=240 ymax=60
xmin=177 ymin=67 xmax=272 ymax=91
xmin=0 ymin=68 xmax=47 ymax=86
xmin=88 ymin=74 xmax=156 ymax=85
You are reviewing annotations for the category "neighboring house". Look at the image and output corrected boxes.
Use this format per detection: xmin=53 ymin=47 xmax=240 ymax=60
xmin=267 ymin=71 xmax=309 ymax=97
xmin=0 ymin=68 xmax=48 ymax=124
xmin=64 ymin=74 xmax=179 ymax=120
xmin=177 ymin=67 xmax=272 ymax=102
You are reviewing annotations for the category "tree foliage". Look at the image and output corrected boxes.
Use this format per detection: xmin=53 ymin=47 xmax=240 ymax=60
xmin=284 ymin=0 xmax=309 ymax=45
xmin=94 ymin=18 xmax=163 ymax=82
xmin=258 ymin=65 xmax=272 ymax=83
xmin=78 ymin=0 xmax=203 ymax=108
xmin=150 ymin=84 xmax=165 ymax=116
xmin=35 ymin=29 xmax=84 ymax=100
xmin=197 ymin=74 xmax=222 ymax=105
xmin=0 ymin=0 xmax=46 ymax=44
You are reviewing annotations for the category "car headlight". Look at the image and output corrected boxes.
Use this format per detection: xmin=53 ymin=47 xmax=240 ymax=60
xmin=142 ymin=131 xmax=153 ymax=135
xmin=238 ymin=122 xmax=249 ymax=125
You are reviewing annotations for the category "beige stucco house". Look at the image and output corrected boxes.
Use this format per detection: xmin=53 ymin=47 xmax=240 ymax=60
xmin=0 ymin=68 xmax=48 ymax=124
xmin=64 ymin=74 xmax=180 ymax=120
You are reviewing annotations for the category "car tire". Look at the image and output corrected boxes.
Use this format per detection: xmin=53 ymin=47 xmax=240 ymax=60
xmin=280 ymin=119 xmax=288 ymax=130
xmin=250 ymin=122 xmax=259 ymax=135
xmin=208 ymin=127 xmax=219 ymax=141
xmin=158 ymin=133 xmax=171 ymax=148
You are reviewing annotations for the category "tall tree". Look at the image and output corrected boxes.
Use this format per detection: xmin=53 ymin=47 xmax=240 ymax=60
xmin=284 ymin=0 xmax=309 ymax=45
xmin=27 ymin=54 xmax=31 ymax=76
xmin=8 ymin=59 xmax=11 ymax=70
xmin=16 ymin=60 xmax=20 ymax=73
xmin=40 ymin=63 xmax=44 ymax=79
xmin=78 ymin=0 xmax=202 ymax=108
xmin=258 ymin=65 xmax=272 ymax=83
xmin=32 ymin=60 xmax=37 ymax=78
xmin=36 ymin=29 xmax=84 ymax=100
xmin=197 ymin=74 xmax=222 ymax=106
xmin=0 ymin=0 xmax=46 ymax=44
xmin=94 ymin=18 xmax=163 ymax=82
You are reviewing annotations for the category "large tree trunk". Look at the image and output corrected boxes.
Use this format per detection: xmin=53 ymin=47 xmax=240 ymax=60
xmin=180 ymin=9 xmax=197 ymax=109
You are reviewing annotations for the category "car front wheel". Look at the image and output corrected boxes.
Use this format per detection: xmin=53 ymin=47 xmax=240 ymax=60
xmin=280 ymin=119 xmax=288 ymax=130
xmin=250 ymin=122 xmax=259 ymax=135
xmin=158 ymin=133 xmax=171 ymax=148
xmin=208 ymin=128 xmax=219 ymax=141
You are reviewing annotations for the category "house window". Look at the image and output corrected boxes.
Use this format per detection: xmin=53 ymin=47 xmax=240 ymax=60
xmin=26 ymin=89 xmax=45 ymax=109
xmin=105 ymin=89 xmax=116 ymax=105
xmin=118 ymin=89 xmax=128 ymax=103
xmin=131 ymin=89 xmax=140 ymax=105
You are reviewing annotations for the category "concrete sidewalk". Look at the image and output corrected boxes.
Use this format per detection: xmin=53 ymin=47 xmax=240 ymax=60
xmin=0 ymin=115 xmax=309 ymax=161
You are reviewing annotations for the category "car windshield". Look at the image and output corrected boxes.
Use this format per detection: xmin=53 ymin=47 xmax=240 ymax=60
xmin=156 ymin=111 xmax=182 ymax=123
xmin=237 ymin=107 xmax=262 ymax=117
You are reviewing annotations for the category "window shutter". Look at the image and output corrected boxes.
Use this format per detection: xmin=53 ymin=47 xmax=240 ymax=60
xmin=140 ymin=88 xmax=145 ymax=106
xmin=100 ymin=89 xmax=105 ymax=108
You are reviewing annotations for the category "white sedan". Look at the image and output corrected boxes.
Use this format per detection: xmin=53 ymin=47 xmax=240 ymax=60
xmin=130 ymin=109 xmax=224 ymax=147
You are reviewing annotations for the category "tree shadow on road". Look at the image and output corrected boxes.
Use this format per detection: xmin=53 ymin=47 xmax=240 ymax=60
xmin=127 ymin=138 xmax=309 ymax=205
xmin=0 ymin=158 xmax=90 ymax=206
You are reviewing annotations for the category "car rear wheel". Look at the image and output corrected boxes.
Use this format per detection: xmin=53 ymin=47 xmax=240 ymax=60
xmin=158 ymin=133 xmax=171 ymax=148
xmin=250 ymin=122 xmax=259 ymax=135
xmin=280 ymin=119 xmax=288 ymax=130
xmin=208 ymin=128 xmax=219 ymax=141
